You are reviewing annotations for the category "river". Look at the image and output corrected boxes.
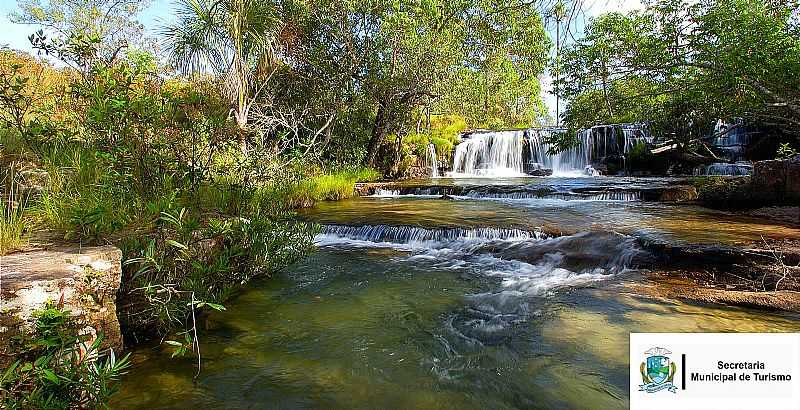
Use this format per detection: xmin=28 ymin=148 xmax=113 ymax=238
xmin=114 ymin=176 xmax=800 ymax=409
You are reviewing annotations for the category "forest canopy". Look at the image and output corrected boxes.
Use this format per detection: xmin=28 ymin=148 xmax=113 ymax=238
xmin=558 ymin=0 xmax=800 ymax=143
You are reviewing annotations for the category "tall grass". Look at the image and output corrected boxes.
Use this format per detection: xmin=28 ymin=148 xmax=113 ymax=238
xmin=250 ymin=167 xmax=381 ymax=211
xmin=1 ymin=163 xmax=29 ymax=254
xmin=28 ymin=147 xmax=145 ymax=242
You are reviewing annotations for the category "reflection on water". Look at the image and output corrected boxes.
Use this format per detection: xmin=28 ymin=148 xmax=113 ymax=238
xmin=115 ymin=177 xmax=800 ymax=409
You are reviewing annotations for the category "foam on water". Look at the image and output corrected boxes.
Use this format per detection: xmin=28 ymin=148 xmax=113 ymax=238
xmin=316 ymin=224 xmax=643 ymax=298
xmin=370 ymin=188 xmax=642 ymax=202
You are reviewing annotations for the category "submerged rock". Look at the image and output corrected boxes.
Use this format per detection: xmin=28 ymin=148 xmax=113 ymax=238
xmin=526 ymin=168 xmax=553 ymax=177
xmin=630 ymin=279 xmax=800 ymax=313
xmin=0 ymin=246 xmax=123 ymax=367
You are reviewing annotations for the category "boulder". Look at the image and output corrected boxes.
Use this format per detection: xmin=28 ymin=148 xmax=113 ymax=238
xmin=752 ymin=156 xmax=800 ymax=204
xmin=0 ymin=246 xmax=123 ymax=368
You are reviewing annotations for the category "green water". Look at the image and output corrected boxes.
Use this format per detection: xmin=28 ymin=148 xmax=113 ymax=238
xmin=114 ymin=178 xmax=800 ymax=409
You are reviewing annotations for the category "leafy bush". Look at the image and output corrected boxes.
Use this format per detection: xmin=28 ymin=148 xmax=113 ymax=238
xmin=120 ymin=208 xmax=317 ymax=341
xmin=0 ymin=301 xmax=130 ymax=409
xmin=777 ymin=143 xmax=799 ymax=160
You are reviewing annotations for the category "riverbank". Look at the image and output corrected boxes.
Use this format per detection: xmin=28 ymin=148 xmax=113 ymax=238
xmin=0 ymin=245 xmax=123 ymax=368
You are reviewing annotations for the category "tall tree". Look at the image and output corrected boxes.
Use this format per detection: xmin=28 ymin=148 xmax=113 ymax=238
xmin=319 ymin=0 xmax=468 ymax=167
xmin=435 ymin=0 xmax=551 ymax=129
xmin=300 ymin=0 xmax=551 ymax=167
xmin=163 ymin=0 xmax=283 ymax=153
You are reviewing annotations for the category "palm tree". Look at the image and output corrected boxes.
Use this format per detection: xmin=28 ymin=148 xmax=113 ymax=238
xmin=163 ymin=0 xmax=282 ymax=153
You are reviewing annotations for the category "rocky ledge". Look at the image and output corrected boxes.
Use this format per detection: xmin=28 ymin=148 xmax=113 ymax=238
xmin=0 ymin=246 xmax=123 ymax=367
xmin=354 ymin=182 xmax=698 ymax=202
xmin=628 ymin=278 xmax=800 ymax=312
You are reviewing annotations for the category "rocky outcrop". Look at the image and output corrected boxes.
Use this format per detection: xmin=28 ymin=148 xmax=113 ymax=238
xmin=752 ymin=156 xmax=800 ymax=204
xmin=627 ymin=280 xmax=800 ymax=312
xmin=632 ymin=185 xmax=699 ymax=202
xmin=0 ymin=246 xmax=123 ymax=368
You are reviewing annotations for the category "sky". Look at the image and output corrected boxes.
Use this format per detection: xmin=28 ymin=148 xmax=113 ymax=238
xmin=541 ymin=0 xmax=644 ymax=123
xmin=0 ymin=0 xmax=643 ymax=124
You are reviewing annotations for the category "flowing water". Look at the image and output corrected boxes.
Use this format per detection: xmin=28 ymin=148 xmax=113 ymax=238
xmin=115 ymin=176 xmax=800 ymax=409
xmin=428 ymin=144 xmax=440 ymax=178
xmin=694 ymin=162 xmax=753 ymax=176
xmin=451 ymin=125 xmax=651 ymax=178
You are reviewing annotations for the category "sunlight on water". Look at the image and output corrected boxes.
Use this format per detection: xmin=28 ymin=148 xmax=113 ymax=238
xmin=115 ymin=249 xmax=800 ymax=409
xmin=116 ymin=177 xmax=800 ymax=409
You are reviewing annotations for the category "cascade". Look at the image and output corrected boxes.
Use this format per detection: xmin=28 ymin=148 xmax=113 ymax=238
xmin=712 ymin=119 xmax=751 ymax=160
xmin=450 ymin=131 xmax=525 ymax=177
xmin=528 ymin=129 xmax=590 ymax=175
xmin=320 ymin=224 xmax=547 ymax=244
xmin=450 ymin=124 xmax=652 ymax=177
xmin=428 ymin=143 xmax=440 ymax=178
xmin=694 ymin=162 xmax=753 ymax=176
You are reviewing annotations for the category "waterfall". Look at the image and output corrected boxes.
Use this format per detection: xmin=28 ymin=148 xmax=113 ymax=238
xmin=712 ymin=119 xmax=750 ymax=160
xmin=428 ymin=143 xmax=440 ymax=178
xmin=319 ymin=224 xmax=547 ymax=244
xmin=528 ymin=129 xmax=590 ymax=176
xmin=694 ymin=162 xmax=753 ymax=176
xmin=451 ymin=131 xmax=525 ymax=177
xmin=449 ymin=124 xmax=652 ymax=178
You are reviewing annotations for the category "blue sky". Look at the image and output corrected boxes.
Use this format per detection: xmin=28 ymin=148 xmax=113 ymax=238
xmin=0 ymin=0 xmax=643 ymax=122
xmin=0 ymin=0 xmax=175 ymax=52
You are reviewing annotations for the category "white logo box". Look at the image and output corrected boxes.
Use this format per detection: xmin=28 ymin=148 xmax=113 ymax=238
xmin=630 ymin=333 xmax=800 ymax=410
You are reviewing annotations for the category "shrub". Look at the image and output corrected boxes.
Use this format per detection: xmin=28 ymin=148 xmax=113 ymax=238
xmin=0 ymin=301 xmax=130 ymax=409
xmin=119 ymin=208 xmax=317 ymax=341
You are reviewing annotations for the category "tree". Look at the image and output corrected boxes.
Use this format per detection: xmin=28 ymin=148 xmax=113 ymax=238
xmin=11 ymin=0 xmax=152 ymax=71
xmin=298 ymin=0 xmax=552 ymax=167
xmin=163 ymin=0 xmax=283 ymax=153
xmin=434 ymin=0 xmax=551 ymax=129
xmin=559 ymin=0 xmax=800 ymax=144
xmin=312 ymin=0 xmax=468 ymax=167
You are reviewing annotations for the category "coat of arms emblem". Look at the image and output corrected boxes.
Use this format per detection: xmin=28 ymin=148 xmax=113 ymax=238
xmin=639 ymin=347 xmax=677 ymax=393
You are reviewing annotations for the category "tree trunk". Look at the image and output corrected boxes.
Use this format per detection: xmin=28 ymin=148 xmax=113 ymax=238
xmin=365 ymin=104 xmax=389 ymax=167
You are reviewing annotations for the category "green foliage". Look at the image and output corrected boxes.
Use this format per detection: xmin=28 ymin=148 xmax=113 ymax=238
xmin=0 ymin=301 xmax=131 ymax=409
xmin=12 ymin=0 xmax=153 ymax=70
xmin=274 ymin=167 xmax=380 ymax=209
xmin=0 ymin=162 xmax=30 ymax=254
xmin=690 ymin=176 xmax=754 ymax=209
xmin=432 ymin=2 xmax=550 ymax=128
xmin=294 ymin=0 xmax=550 ymax=167
xmin=560 ymin=0 xmax=800 ymax=142
xmin=626 ymin=142 xmax=652 ymax=171
xmin=163 ymin=0 xmax=282 ymax=133
xmin=120 ymin=208 xmax=317 ymax=339
xmin=777 ymin=143 xmax=799 ymax=160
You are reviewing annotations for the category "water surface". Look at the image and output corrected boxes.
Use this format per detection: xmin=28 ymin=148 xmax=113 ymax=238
xmin=116 ymin=177 xmax=800 ymax=409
